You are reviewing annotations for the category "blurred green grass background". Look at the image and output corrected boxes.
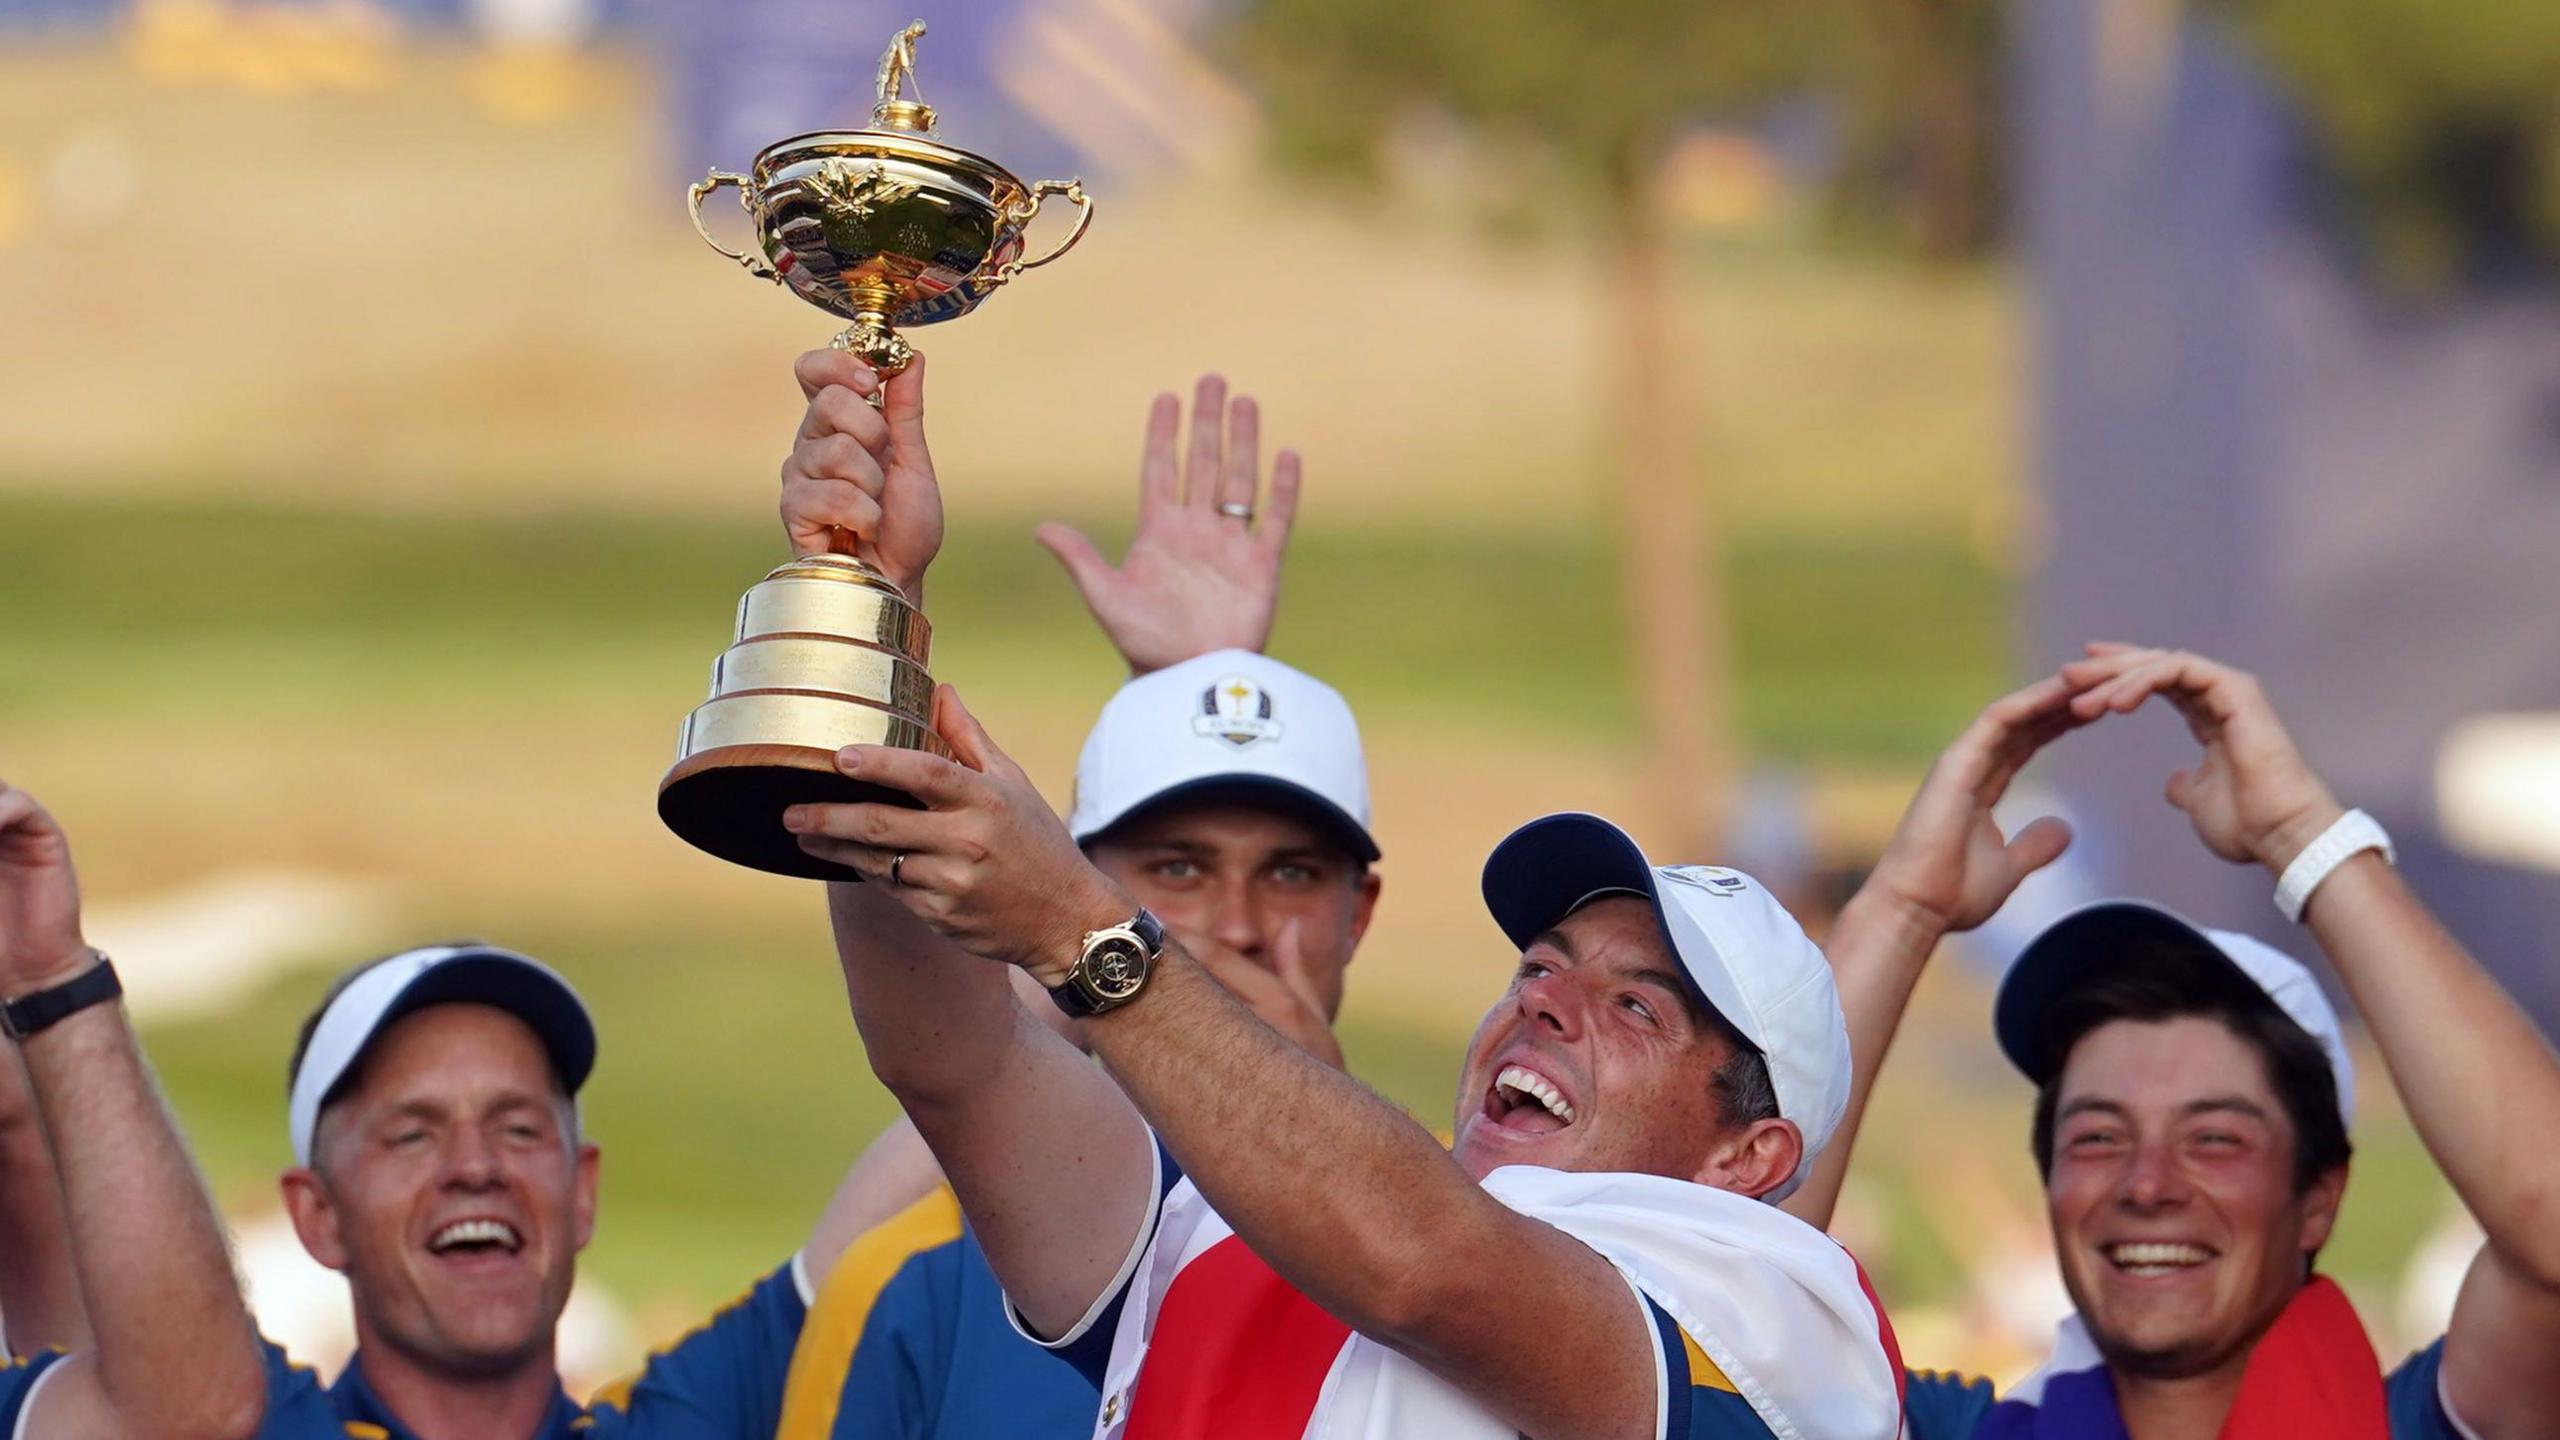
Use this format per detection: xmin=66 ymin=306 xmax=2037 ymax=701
xmin=0 ymin=494 xmax=2010 ymax=760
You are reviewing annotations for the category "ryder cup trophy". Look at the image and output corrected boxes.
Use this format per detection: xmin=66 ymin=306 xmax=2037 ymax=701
xmin=659 ymin=20 xmax=1093 ymax=879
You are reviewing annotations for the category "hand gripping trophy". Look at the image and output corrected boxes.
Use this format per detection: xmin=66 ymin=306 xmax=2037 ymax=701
xmin=661 ymin=20 xmax=1093 ymax=878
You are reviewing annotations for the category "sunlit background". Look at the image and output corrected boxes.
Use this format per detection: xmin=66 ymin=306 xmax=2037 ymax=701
xmin=4 ymin=0 xmax=2557 ymax=1394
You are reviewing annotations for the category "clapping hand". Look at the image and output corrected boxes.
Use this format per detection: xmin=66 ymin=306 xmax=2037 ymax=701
xmin=1035 ymin=375 xmax=1303 ymax=675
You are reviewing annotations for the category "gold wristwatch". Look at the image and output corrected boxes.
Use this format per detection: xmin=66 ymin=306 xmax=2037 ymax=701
xmin=1048 ymin=909 xmax=1164 ymax=1018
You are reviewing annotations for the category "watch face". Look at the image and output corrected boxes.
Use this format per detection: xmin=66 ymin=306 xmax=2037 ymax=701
xmin=1086 ymin=937 xmax=1149 ymax=1000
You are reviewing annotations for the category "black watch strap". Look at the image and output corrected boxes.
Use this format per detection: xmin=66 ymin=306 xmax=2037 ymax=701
xmin=2 ymin=955 xmax=121 ymax=1042
xmin=1128 ymin=908 xmax=1164 ymax=952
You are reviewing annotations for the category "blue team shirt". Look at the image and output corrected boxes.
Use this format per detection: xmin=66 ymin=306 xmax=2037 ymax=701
xmin=778 ymin=1186 xmax=1100 ymax=1440
xmin=0 ymin=1350 xmax=69 ymax=1430
xmin=258 ymin=1259 xmax=806 ymax=1438
xmin=1903 ymin=1336 xmax=2470 ymax=1439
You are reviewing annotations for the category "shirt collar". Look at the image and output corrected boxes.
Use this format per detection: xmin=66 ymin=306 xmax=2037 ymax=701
xmin=333 ymin=1351 xmax=585 ymax=1440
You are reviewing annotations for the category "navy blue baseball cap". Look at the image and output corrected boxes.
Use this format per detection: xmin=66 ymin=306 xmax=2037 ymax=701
xmin=1992 ymin=900 xmax=2355 ymax=1124
xmin=287 ymin=943 xmax=597 ymax=1165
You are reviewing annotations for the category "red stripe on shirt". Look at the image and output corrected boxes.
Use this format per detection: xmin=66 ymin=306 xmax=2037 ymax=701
xmin=1125 ymin=1235 xmax=1352 ymax=1440
xmin=1848 ymin=1253 xmax=1908 ymax=1406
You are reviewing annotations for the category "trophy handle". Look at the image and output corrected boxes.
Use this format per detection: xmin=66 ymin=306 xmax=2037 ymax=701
xmin=688 ymin=170 xmax=777 ymax=281
xmin=985 ymin=179 xmax=1093 ymax=286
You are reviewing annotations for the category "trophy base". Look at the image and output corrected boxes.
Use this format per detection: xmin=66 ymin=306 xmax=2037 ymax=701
xmin=658 ymin=743 xmax=924 ymax=881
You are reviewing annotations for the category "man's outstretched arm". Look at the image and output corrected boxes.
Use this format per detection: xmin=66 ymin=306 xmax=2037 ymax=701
xmin=1785 ymin=675 xmax=2088 ymax=1230
xmin=799 ymin=705 xmax=1156 ymax=1343
xmin=782 ymin=358 xmax=1318 ymax=1286
xmin=0 ymin=782 xmax=265 ymax=1440
xmin=2062 ymin=645 xmax=2560 ymax=1440
xmin=795 ymin=696 xmax=1677 ymax=1440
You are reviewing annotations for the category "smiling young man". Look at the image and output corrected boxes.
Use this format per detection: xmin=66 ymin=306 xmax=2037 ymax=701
xmin=768 ymin=359 xmax=1390 ymax=1440
xmin=790 ymin=704 xmax=1908 ymax=1440
xmin=1799 ymin=644 xmax=2560 ymax=1439
xmin=252 ymin=942 xmax=816 ymax=1440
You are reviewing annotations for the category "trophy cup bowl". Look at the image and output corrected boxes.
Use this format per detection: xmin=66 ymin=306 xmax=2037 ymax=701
xmin=660 ymin=21 xmax=1091 ymax=879
xmin=681 ymin=73 xmax=1092 ymax=373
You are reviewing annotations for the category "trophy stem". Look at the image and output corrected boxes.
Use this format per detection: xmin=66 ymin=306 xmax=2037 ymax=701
xmin=831 ymin=278 xmax=915 ymax=376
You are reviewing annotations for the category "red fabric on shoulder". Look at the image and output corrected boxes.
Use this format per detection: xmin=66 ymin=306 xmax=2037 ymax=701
xmin=2218 ymin=1276 xmax=2387 ymax=1440
xmin=1124 ymin=1235 xmax=1353 ymax=1440
xmin=1849 ymin=1253 xmax=1909 ymax=1407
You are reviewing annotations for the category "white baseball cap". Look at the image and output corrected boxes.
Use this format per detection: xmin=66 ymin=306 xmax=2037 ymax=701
xmin=1993 ymin=900 xmax=2355 ymax=1127
xmin=287 ymin=943 xmax=598 ymax=1167
xmin=1066 ymin=649 xmax=1378 ymax=862
xmin=1478 ymin=813 xmax=1853 ymax=1198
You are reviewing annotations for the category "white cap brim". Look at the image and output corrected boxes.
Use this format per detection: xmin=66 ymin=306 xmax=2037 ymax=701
xmin=287 ymin=945 xmax=596 ymax=1167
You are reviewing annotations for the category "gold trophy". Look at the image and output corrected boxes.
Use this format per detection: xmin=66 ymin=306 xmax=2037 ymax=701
xmin=660 ymin=20 xmax=1092 ymax=879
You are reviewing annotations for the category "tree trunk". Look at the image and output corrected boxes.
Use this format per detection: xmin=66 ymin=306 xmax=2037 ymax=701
xmin=1604 ymin=167 xmax=1729 ymax=857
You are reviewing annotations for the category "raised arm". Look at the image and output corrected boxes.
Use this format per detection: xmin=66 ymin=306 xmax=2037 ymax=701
xmin=1785 ymin=676 xmax=2087 ymax=1229
xmin=0 ymin=1044 xmax=87 ymax=1357
xmin=797 ymin=695 xmax=1700 ymax=1440
xmin=782 ymin=362 xmax=1324 ymax=1285
xmin=0 ymin=782 xmax=265 ymax=1440
xmin=2061 ymin=644 xmax=2560 ymax=1440
xmin=773 ymin=352 xmax=1158 ymax=1330
xmin=794 ymin=722 xmax=1155 ymax=1342
xmin=1032 ymin=374 xmax=1303 ymax=675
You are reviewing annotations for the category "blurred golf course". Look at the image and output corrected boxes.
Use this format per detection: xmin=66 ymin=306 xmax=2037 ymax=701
xmin=0 ymin=37 xmax=2462 ymax=1379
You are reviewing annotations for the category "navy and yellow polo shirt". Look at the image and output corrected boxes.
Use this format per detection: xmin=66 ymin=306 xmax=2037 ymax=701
xmin=0 ymin=1349 xmax=69 ymax=1428
xmin=777 ymin=1185 xmax=1102 ymax=1440
xmin=257 ymin=1257 xmax=806 ymax=1438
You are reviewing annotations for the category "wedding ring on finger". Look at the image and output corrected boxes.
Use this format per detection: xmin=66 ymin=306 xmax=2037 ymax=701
xmin=1217 ymin=502 xmax=1254 ymax=521
xmin=889 ymin=850 xmax=908 ymax=887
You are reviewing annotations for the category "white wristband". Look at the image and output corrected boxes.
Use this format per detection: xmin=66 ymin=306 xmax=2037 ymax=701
xmin=2274 ymin=808 xmax=2394 ymax=923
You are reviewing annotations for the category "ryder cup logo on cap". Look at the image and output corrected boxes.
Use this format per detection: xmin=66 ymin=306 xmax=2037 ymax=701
xmin=1479 ymin=814 xmax=1854 ymax=1200
xmin=286 ymin=943 xmax=598 ymax=1167
xmin=1195 ymin=674 xmax=1283 ymax=748
xmin=1068 ymin=649 xmax=1378 ymax=862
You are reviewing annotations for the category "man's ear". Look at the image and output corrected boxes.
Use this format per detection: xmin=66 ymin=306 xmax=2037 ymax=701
xmin=280 ymin=1167 xmax=349 ymax=1273
xmin=572 ymin=1143 xmax=602 ymax=1253
xmin=2297 ymin=1161 xmax=2349 ymax=1257
xmin=1694 ymin=1119 xmax=1805 ymax=1201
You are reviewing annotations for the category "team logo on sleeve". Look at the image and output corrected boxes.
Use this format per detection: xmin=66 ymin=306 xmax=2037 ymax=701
xmin=1194 ymin=676 xmax=1283 ymax=747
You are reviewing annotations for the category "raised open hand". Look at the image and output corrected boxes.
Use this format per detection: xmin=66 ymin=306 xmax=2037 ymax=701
xmin=0 ymin=782 xmax=92 ymax=997
xmin=2060 ymin=644 xmax=2342 ymax=870
xmin=780 ymin=349 xmax=945 ymax=600
xmin=1863 ymin=676 xmax=2090 ymax=935
xmin=1034 ymin=374 xmax=1303 ymax=675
